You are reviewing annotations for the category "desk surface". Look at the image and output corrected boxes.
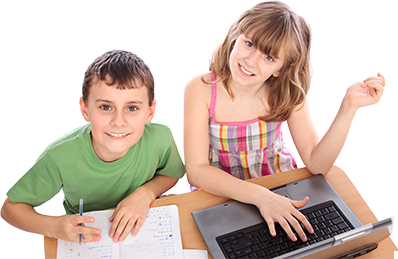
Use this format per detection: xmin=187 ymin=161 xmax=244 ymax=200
xmin=44 ymin=166 xmax=397 ymax=258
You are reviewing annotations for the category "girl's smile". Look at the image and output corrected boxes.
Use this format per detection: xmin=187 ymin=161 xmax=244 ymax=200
xmin=238 ymin=63 xmax=255 ymax=77
xmin=229 ymin=34 xmax=285 ymax=90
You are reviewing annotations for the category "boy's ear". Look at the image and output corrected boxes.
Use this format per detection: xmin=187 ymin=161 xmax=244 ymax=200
xmin=79 ymin=97 xmax=90 ymax=122
xmin=145 ymin=99 xmax=156 ymax=124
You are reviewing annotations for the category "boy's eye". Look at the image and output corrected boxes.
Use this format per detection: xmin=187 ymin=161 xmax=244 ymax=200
xmin=245 ymin=41 xmax=254 ymax=48
xmin=100 ymin=105 xmax=112 ymax=111
xmin=264 ymin=55 xmax=274 ymax=62
xmin=127 ymin=106 xmax=138 ymax=112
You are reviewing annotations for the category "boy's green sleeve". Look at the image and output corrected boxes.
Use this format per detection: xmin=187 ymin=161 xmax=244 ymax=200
xmin=156 ymin=129 xmax=185 ymax=179
xmin=7 ymin=153 xmax=63 ymax=207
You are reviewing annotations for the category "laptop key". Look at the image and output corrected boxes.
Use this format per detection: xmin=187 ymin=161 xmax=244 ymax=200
xmin=233 ymin=241 xmax=253 ymax=252
xmin=235 ymin=247 xmax=252 ymax=257
xmin=332 ymin=217 xmax=344 ymax=225
xmin=325 ymin=211 xmax=340 ymax=220
xmin=220 ymin=237 xmax=229 ymax=243
xmin=338 ymin=222 xmax=349 ymax=230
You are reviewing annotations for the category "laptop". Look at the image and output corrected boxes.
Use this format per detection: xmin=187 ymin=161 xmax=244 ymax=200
xmin=191 ymin=174 xmax=393 ymax=258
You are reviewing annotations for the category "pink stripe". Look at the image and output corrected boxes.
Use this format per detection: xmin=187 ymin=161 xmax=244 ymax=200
xmin=275 ymin=122 xmax=282 ymax=137
xmin=219 ymin=151 xmax=232 ymax=174
xmin=237 ymin=124 xmax=247 ymax=151
xmin=211 ymin=117 xmax=261 ymax=127
xmin=261 ymin=148 xmax=272 ymax=176
xmin=281 ymin=150 xmax=297 ymax=168
xmin=209 ymin=86 xmax=217 ymax=117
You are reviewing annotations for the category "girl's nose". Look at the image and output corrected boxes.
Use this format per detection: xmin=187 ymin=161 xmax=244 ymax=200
xmin=245 ymin=50 xmax=262 ymax=68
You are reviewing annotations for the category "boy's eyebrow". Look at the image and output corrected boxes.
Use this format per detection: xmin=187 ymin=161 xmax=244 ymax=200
xmin=95 ymin=99 xmax=144 ymax=104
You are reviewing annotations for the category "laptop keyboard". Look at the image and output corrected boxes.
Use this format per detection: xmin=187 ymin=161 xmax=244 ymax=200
xmin=216 ymin=200 xmax=354 ymax=259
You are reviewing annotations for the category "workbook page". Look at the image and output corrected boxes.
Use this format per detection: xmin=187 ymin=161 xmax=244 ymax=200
xmin=120 ymin=205 xmax=184 ymax=259
xmin=57 ymin=210 xmax=119 ymax=259
xmin=57 ymin=206 xmax=184 ymax=259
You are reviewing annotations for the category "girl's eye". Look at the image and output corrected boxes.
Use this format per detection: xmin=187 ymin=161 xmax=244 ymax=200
xmin=264 ymin=55 xmax=274 ymax=62
xmin=245 ymin=41 xmax=254 ymax=49
xmin=100 ymin=105 xmax=112 ymax=111
xmin=127 ymin=106 xmax=138 ymax=112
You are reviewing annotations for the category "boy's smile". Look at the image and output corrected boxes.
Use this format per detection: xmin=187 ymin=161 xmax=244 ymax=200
xmin=80 ymin=80 xmax=156 ymax=162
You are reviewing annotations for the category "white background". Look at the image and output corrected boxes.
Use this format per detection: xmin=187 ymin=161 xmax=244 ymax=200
xmin=1 ymin=1 xmax=397 ymax=258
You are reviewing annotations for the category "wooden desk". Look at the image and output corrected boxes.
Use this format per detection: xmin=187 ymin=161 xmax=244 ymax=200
xmin=44 ymin=166 xmax=397 ymax=258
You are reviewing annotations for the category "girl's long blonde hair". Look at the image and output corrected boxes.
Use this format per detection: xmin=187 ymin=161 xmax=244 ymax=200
xmin=208 ymin=1 xmax=311 ymax=122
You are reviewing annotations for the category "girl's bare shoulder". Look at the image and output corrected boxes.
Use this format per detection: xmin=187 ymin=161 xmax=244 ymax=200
xmin=185 ymin=72 xmax=213 ymax=98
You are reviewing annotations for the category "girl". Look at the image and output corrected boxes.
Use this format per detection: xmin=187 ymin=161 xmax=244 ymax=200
xmin=184 ymin=1 xmax=384 ymax=243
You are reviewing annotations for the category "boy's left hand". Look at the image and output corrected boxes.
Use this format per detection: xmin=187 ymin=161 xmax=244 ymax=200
xmin=344 ymin=73 xmax=385 ymax=109
xmin=108 ymin=187 xmax=152 ymax=243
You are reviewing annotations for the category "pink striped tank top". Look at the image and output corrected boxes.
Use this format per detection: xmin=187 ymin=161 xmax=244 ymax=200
xmin=207 ymin=75 xmax=297 ymax=181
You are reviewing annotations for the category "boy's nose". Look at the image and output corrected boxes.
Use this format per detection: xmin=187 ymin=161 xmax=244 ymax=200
xmin=111 ymin=111 xmax=126 ymax=127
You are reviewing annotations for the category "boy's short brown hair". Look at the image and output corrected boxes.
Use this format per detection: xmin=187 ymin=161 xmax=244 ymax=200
xmin=82 ymin=50 xmax=155 ymax=105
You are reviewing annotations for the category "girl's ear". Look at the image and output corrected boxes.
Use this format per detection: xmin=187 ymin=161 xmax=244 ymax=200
xmin=79 ymin=97 xmax=90 ymax=122
xmin=145 ymin=99 xmax=157 ymax=124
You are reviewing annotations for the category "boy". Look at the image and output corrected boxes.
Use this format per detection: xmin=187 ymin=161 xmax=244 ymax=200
xmin=1 ymin=50 xmax=185 ymax=244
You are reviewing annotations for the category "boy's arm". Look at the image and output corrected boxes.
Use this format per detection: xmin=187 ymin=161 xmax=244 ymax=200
xmin=1 ymin=198 xmax=102 ymax=243
xmin=108 ymin=174 xmax=178 ymax=243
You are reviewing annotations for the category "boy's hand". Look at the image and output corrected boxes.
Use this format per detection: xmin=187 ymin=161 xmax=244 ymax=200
xmin=108 ymin=187 xmax=152 ymax=243
xmin=49 ymin=215 xmax=102 ymax=243
xmin=257 ymin=190 xmax=314 ymax=242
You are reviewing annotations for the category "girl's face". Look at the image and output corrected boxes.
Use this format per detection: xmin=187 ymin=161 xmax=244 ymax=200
xmin=229 ymin=33 xmax=285 ymax=89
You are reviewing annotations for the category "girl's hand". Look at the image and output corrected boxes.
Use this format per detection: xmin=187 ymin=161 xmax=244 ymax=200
xmin=258 ymin=191 xmax=314 ymax=242
xmin=49 ymin=215 xmax=102 ymax=243
xmin=108 ymin=188 xmax=152 ymax=243
xmin=344 ymin=73 xmax=385 ymax=109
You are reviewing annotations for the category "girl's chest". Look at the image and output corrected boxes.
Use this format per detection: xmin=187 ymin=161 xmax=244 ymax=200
xmin=214 ymin=95 xmax=269 ymax=123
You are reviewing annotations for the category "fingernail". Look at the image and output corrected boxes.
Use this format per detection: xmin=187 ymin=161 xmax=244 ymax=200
xmin=292 ymin=235 xmax=297 ymax=242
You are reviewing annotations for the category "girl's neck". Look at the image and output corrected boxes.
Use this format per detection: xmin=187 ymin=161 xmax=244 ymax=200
xmin=229 ymin=80 xmax=268 ymax=100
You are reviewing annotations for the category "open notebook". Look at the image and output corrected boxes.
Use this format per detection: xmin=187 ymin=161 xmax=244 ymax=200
xmin=57 ymin=205 xmax=184 ymax=259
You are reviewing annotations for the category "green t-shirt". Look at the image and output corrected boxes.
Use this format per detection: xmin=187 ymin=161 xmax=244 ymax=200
xmin=7 ymin=123 xmax=185 ymax=214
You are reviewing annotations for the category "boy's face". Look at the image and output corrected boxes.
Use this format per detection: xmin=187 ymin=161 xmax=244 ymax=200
xmin=80 ymin=80 xmax=156 ymax=162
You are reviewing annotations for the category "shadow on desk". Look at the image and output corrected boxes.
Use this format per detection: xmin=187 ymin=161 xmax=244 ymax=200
xmin=44 ymin=166 xmax=397 ymax=259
